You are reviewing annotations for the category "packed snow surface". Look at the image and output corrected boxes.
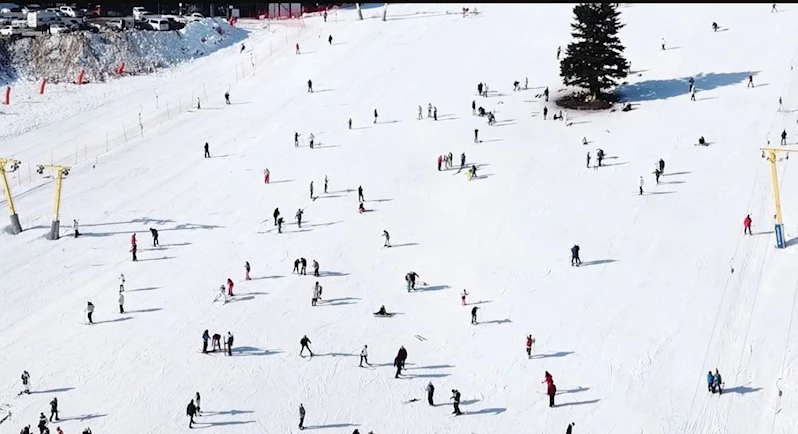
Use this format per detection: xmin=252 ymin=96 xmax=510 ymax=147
xmin=2 ymin=3 xmax=798 ymax=434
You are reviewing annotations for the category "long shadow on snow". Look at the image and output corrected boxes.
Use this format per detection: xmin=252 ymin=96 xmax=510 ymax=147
xmin=195 ymin=420 xmax=255 ymax=427
xmin=31 ymin=387 xmax=74 ymax=394
xmin=531 ymin=351 xmax=574 ymax=359
xmin=93 ymin=317 xmax=133 ymax=324
xmin=318 ymin=297 xmax=360 ymax=306
xmin=233 ymin=347 xmax=283 ymax=357
xmin=202 ymin=410 xmax=254 ymax=416
xmin=557 ymin=399 xmax=600 ymax=407
xmin=304 ymin=423 xmax=359 ymax=429
xmin=59 ymin=413 xmax=106 ymax=422
xmin=125 ymin=308 xmax=163 ymax=314
xmin=467 ymin=407 xmax=506 ymax=416
xmin=579 ymin=259 xmax=617 ymax=267
xmin=619 ymin=71 xmax=753 ymax=102
xmin=725 ymin=385 xmax=762 ymax=394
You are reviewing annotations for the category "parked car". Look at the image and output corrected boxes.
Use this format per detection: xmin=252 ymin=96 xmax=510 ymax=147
xmin=10 ymin=19 xmax=28 ymax=29
xmin=22 ymin=4 xmax=43 ymax=14
xmin=27 ymin=10 xmax=61 ymax=30
xmin=132 ymin=7 xmax=149 ymax=20
xmin=49 ymin=23 xmax=69 ymax=34
xmin=145 ymin=17 xmax=169 ymax=31
xmin=188 ymin=12 xmax=204 ymax=21
xmin=58 ymin=6 xmax=83 ymax=18
xmin=0 ymin=25 xmax=22 ymax=36
xmin=107 ymin=17 xmax=133 ymax=31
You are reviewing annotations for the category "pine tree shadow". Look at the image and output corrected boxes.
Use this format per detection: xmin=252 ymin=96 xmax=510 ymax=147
xmin=620 ymin=72 xmax=753 ymax=102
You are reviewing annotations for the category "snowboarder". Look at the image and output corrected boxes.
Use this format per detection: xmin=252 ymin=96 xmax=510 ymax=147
xmin=782 ymin=129 xmax=787 ymax=146
xmin=307 ymin=79 xmax=313 ymax=93
xmin=118 ymin=291 xmax=125 ymax=314
xmin=21 ymin=370 xmax=30 ymax=394
xmin=300 ymin=335 xmax=313 ymax=357
xmin=571 ymin=245 xmax=581 ymax=266
xmin=296 ymin=208 xmax=304 ymax=228
xmin=299 ymin=404 xmax=306 ymax=430
xmin=224 ymin=91 xmax=230 ymax=105
xmin=639 ymin=176 xmax=644 ymax=195
xmin=204 ymin=142 xmax=210 ymax=158
xmin=744 ymin=214 xmax=753 ymax=235
xmin=426 ymin=381 xmax=435 ymax=405
xmin=226 ymin=332 xmax=234 ymax=356
xmin=691 ymin=90 xmax=696 ymax=101
xmin=149 ymin=228 xmax=159 ymax=246
xmin=49 ymin=397 xmax=58 ymax=422
xmin=383 ymin=230 xmax=391 ymax=247
xmin=312 ymin=259 xmax=319 ymax=277
xmin=748 ymin=75 xmax=755 ymax=88
xmin=328 ymin=34 xmax=333 ymax=45
xmin=358 ymin=202 xmax=366 ymax=214
xmin=300 ymin=258 xmax=307 ymax=275
xmin=373 ymin=109 xmax=378 ymax=124
xmin=227 ymin=278 xmax=234 ymax=297
xmin=245 ymin=261 xmax=251 ymax=280
xmin=195 ymin=392 xmax=201 ymax=415
xmin=451 ymin=389 xmax=462 ymax=415
xmin=73 ymin=220 xmax=79 ymax=238
xmin=186 ymin=399 xmax=197 ymax=428
xmin=698 ymin=136 xmax=706 ymax=146
xmin=461 ymin=289 xmax=468 ymax=305
xmin=240 ymin=43 xmax=245 ymax=53
xmin=293 ymin=258 xmax=301 ymax=274
xmin=359 ymin=345 xmax=369 ymax=367
xmin=513 ymin=80 xmax=520 ymax=91
xmin=358 ymin=185 xmax=364 ymax=202
xmin=474 ymin=129 xmax=479 ymax=143
xmin=374 ymin=305 xmax=390 ymax=316
xmin=130 ymin=242 xmax=138 ymax=262
xmin=471 ymin=306 xmax=479 ymax=324
xmin=586 ymin=152 xmax=590 ymax=168
xmin=526 ymin=335 xmax=535 ymax=357
xmin=202 ymin=330 xmax=210 ymax=353
xmin=85 ymin=301 xmax=95 ymax=324
xmin=324 ymin=175 xmax=328 ymax=193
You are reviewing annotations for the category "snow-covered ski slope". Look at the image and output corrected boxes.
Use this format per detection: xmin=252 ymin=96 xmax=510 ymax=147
xmin=3 ymin=3 xmax=798 ymax=433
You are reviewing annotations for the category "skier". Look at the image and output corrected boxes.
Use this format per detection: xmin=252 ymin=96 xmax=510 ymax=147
xmin=37 ymin=414 xmax=46 ymax=434
xmin=779 ymin=96 xmax=784 ymax=112
xmin=373 ymin=109 xmax=378 ymax=124
xmin=374 ymin=305 xmax=390 ymax=316
xmin=245 ymin=261 xmax=251 ymax=280
xmin=447 ymin=151 xmax=453 ymax=169
xmin=21 ymin=370 xmax=30 ymax=394
xmin=299 ymin=404 xmax=306 ymax=430
xmin=359 ymin=202 xmax=366 ymax=214
xmin=294 ymin=132 xmax=300 ymax=147
xmin=461 ymin=289 xmax=468 ymax=305
xmin=118 ymin=291 xmax=125 ymax=314
xmin=484 ymin=83 xmax=489 ymax=97
xmin=698 ymin=136 xmax=706 ymax=146
xmin=119 ymin=273 xmax=125 ymax=292
xmin=196 ymin=97 xmax=201 ymax=110
xmin=293 ymin=258 xmax=301 ymax=274
xmin=451 ymin=389 xmax=462 ymax=415
xmin=212 ymin=333 xmax=222 ymax=351
xmin=471 ymin=306 xmax=479 ymax=324
xmin=596 ymin=148 xmax=604 ymax=167
xmin=296 ymin=43 xmax=300 ymax=54
xmin=586 ymin=152 xmax=590 ymax=168
xmin=273 ymin=208 xmax=280 ymax=226
xmin=324 ymin=175 xmax=328 ymax=193
xmin=426 ymin=381 xmax=435 ymax=405
xmin=547 ymin=379 xmax=557 ymax=407
xmin=782 ymin=129 xmax=787 ymax=146
xmin=309 ymin=133 xmax=315 ymax=149
xmin=543 ymin=106 xmax=548 ymax=120
xmin=226 ymin=332 xmax=234 ymax=356
xmin=474 ymin=129 xmax=479 ymax=143
xmin=312 ymin=259 xmax=319 ymax=277
xmin=130 ymin=242 xmax=138 ymax=262
xmin=215 ymin=284 xmax=228 ymax=304
xmin=300 ymin=258 xmax=307 ymax=275
xmin=405 ymin=271 xmax=419 ymax=291
xmin=224 ymin=91 xmax=230 ymax=105
xmin=433 ymin=106 xmax=438 ymax=121
xmin=195 ymin=392 xmax=201 ymax=415
xmin=461 ymin=153 xmax=466 ymax=170
xmin=437 ymin=155 xmax=443 ymax=171
xmin=661 ymin=38 xmax=666 ymax=50
xmin=513 ymin=80 xmax=520 ymax=91
xmin=639 ymin=176 xmax=645 ymax=195
xmin=358 ymin=185 xmax=364 ymax=202
xmin=526 ymin=335 xmax=535 ymax=357
xmin=323 ymin=10 xmax=328 ymax=21
xmin=744 ymin=214 xmax=753 ymax=235
xmin=348 ymin=118 xmax=352 ymax=129
xmin=312 ymin=282 xmax=321 ymax=306
xmin=296 ymin=209 xmax=304 ymax=228
xmin=383 ymin=230 xmax=391 ymax=247
xmin=49 ymin=397 xmax=58 ymax=422
xmin=300 ymin=335 xmax=313 ymax=357
xmin=571 ymin=244 xmax=581 ymax=266
xmin=186 ymin=399 xmax=197 ymax=428
xmin=706 ymin=370 xmax=714 ymax=392
xmin=477 ymin=82 xmax=483 ymax=96
xmin=328 ymin=34 xmax=333 ymax=45
xmin=658 ymin=158 xmax=665 ymax=174
xmin=73 ymin=220 xmax=79 ymax=238
xmin=359 ymin=345 xmax=369 ymax=367
xmin=688 ymin=76 xmax=695 ymax=93
xmin=748 ymin=75 xmax=755 ymax=88
xmin=471 ymin=164 xmax=478 ymax=179
xmin=525 ymin=77 xmax=528 ymax=90
xmin=240 ymin=43 xmax=245 ymax=53
xmin=653 ymin=168 xmax=661 ymax=184
xmin=85 ymin=301 xmax=95 ymax=324
xmin=427 ymin=103 xmax=433 ymax=118
xmin=691 ymin=90 xmax=696 ymax=101
xmin=21 ymin=425 xmax=31 ymax=434
xmin=227 ymin=278 xmax=234 ymax=297
xmin=204 ymin=142 xmax=210 ymax=158
xmin=394 ymin=354 xmax=403 ymax=378
xmin=713 ymin=369 xmax=723 ymax=394
xmin=307 ymin=79 xmax=313 ymax=93
xmin=149 ymin=227 xmax=159 ymax=246
xmin=472 ymin=100 xmax=476 ymax=115
xmin=772 ymin=3 xmax=779 ymax=12
xmin=202 ymin=330 xmax=210 ymax=353
xmin=544 ymin=87 xmax=549 ymax=101
xmin=397 ymin=346 xmax=408 ymax=368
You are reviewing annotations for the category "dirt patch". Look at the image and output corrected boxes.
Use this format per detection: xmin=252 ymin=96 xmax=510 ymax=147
xmin=555 ymin=92 xmax=616 ymax=111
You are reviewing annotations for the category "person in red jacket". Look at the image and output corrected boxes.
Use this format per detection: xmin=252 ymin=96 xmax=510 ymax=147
xmin=547 ymin=379 xmax=557 ymax=407
xmin=131 ymin=233 xmax=137 ymax=247
xmin=437 ymin=155 xmax=443 ymax=171
xmin=526 ymin=335 xmax=535 ymax=358
xmin=227 ymin=278 xmax=234 ymax=296
xmin=743 ymin=214 xmax=752 ymax=235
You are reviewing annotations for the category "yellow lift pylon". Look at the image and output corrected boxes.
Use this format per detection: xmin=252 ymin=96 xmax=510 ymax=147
xmin=761 ymin=147 xmax=798 ymax=248
xmin=0 ymin=158 xmax=22 ymax=234
xmin=36 ymin=164 xmax=71 ymax=240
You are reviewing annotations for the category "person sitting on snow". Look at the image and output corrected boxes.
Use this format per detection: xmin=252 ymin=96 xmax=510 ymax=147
xmin=358 ymin=202 xmax=366 ymax=213
xmin=374 ymin=305 xmax=389 ymax=316
xmin=698 ymin=136 xmax=706 ymax=146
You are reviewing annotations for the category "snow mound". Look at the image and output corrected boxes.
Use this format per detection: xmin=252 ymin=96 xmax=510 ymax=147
xmin=3 ymin=19 xmax=247 ymax=84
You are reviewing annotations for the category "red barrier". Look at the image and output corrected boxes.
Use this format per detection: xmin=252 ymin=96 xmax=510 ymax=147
xmin=39 ymin=78 xmax=47 ymax=94
xmin=3 ymin=86 xmax=9 ymax=105
xmin=77 ymin=70 xmax=85 ymax=85
xmin=116 ymin=62 xmax=125 ymax=75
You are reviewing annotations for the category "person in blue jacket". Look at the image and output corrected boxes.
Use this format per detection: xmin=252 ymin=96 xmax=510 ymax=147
xmin=706 ymin=371 xmax=714 ymax=392
xmin=713 ymin=370 xmax=723 ymax=394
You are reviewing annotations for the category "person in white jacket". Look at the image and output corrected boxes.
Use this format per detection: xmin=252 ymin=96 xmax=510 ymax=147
xmin=312 ymin=283 xmax=322 ymax=306
xmin=85 ymin=302 xmax=95 ymax=324
xmin=638 ymin=176 xmax=645 ymax=195
xmin=118 ymin=292 xmax=125 ymax=314
xmin=359 ymin=345 xmax=369 ymax=367
xmin=118 ymin=273 xmax=125 ymax=292
xmin=72 ymin=220 xmax=80 ymax=238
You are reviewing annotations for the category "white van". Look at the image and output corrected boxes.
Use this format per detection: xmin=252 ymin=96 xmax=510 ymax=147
xmin=58 ymin=6 xmax=83 ymax=18
xmin=132 ymin=7 xmax=149 ymax=20
xmin=27 ymin=10 xmax=60 ymax=30
xmin=146 ymin=17 xmax=168 ymax=31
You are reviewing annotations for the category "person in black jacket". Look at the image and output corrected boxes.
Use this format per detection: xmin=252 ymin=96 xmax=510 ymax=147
xmin=566 ymin=422 xmax=575 ymax=434
xmin=204 ymin=142 xmax=210 ymax=158
xmin=570 ymin=245 xmax=581 ymax=266
xmin=394 ymin=356 xmax=403 ymax=378
xmin=226 ymin=332 xmax=234 ymax=356
xmin=397 ymin=346 xmax=408 ymax=368
xmin=49 ymin=397 xmax=58 ymax=421
xmin=300 ymin=258 xmax=307 ymax=275
xmin=273 ymin=208 xmax=280 ymax=226
xmin=300 ymin=335 xmax=313 ymax=357
xmin=149 ymin=228 xmax=159 ymax=246
xmin=426 ymin=381 xmax=435 ymax=405
xmin=186 ymin=399 xmax=197 ymax=428
xmin=37 ymin=413 xmax=47 ymax=434
xmin=451 ymin=389 xmax=462 ymax=415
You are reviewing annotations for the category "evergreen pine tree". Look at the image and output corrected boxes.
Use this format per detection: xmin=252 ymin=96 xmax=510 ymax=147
xmin=560 ymin=3 xmax=629 ymax=101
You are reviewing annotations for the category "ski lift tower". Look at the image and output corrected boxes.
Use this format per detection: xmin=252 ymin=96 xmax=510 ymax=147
xmin=0 ymin=158 xmax=23 ymax=234
xmin=36 ymin=164 xmax=71 ymax=240
xmin=761 ymin=146 xmax=798 ymax=248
